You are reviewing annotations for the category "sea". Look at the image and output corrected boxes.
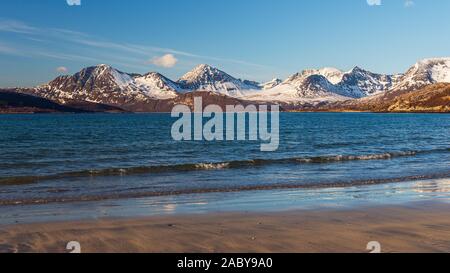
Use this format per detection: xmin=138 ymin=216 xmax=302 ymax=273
xmin=0 ymin=113 xmax=449 ymax=224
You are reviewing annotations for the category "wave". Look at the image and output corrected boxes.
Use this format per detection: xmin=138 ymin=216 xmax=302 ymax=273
xmin=1 ymin=172 xmax=450 ymax=206
xmin=0 ymin=148 xmax=448 ymax=186
xmin=195 ymin=163 xmax=231 ymax=170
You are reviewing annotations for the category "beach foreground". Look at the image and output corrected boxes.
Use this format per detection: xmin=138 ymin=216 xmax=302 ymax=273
xmin=1 ymin=202 xmax=449 ymax=253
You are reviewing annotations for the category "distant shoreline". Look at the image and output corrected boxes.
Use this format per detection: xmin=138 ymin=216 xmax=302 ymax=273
xmin=1 ymin=110 xmax=449 ymax=114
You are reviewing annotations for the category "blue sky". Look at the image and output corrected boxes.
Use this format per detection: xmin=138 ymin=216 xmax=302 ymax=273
xmin=1 ymin=0 xmax=450 ymax=87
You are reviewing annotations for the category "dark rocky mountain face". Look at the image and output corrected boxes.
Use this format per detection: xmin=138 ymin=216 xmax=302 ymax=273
xmin=295 ymin=75 xmax=337 ymax=98
xmin=336 ymin=67 xmax=396 ymax=98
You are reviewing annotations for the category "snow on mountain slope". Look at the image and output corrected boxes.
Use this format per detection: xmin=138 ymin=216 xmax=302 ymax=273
xmin=392 ymin=58 xmax=450 ymax=91
xmin=260 ymin=78 xmax=282 ymax=90
xmin=22 ymin=57 xmax=450 ymax=107
xmin=241 ymin=66 xmax=396 ymax=102
xmin=133 ymin=72 xmax=180 ymax=99
xmin=242 ymin=83 xmax=347 ymax=103
xmin=284 ymin=72 xmax=339 ymax=97
xmin=336 ymin=67 xmax=398 ymax=98
xmin=240 ymin=69 xmax=347 ymax=102
xmin=313 ymin=67 xmax=345 ymax=84
xmin=177 ymin=64 xmax=260 ymax=96
xmin=241 ymin=72 xmax=347 ymax=103
xmin=35 ymin=65 xmax=178 ymax=105
xmin=430 ymin=59 xmax=450 ymax=82
xmin=108 ymin=66 xmax=135 ymax=88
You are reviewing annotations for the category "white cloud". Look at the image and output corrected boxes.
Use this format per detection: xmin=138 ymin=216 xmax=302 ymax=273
xmin=149 ymin=54 xmax=178 ymax=68
xmin=367 ymin=0 xmax=381 ymax=6
xmin=56 ymin=66 xmax=69 ymax=73
xmin=404 ymin=0 xmax=414 ymax=7
xmin=66 ymin=0 xmax=81 ymax=6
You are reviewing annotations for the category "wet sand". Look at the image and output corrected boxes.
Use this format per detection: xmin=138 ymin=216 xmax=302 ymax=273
xmin=0 ymin=202 xmax=449 ymax=253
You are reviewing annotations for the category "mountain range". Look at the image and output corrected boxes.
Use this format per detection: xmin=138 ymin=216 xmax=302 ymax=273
xmin=1 ymin=57 xmax=450 ymax=113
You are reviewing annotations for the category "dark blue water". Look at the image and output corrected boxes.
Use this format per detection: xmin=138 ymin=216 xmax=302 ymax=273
xmin=0 ymin=113 xmax=449 ymax=206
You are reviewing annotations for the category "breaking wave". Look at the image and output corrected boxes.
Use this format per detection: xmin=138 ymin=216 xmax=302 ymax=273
xmin=0 ymin=148 xmax=448 ymax=186
xmin=195 ymin=163 xmax=231 ymax=170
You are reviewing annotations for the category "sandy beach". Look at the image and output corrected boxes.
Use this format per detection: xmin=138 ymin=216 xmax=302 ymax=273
xmin=1 ymin=202 xmax=449 ymax=253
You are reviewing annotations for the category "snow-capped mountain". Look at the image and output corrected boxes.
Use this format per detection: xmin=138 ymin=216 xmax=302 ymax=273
xmin=241 ymin=67 xmax=380 ymax=102
xmin=335 ymin=67 xmax=398 ymax=98
xmin=282 ymin=71 xmax=338 ymax=97
xmin=243 ymin=58 xmax=450 ymax=101
xmin=240 ymin=66 xmax=398 ymax=102
xmin=30 ymin=63 xmax=264 ymax=106
xmin=177 ymin=64 xmax=260 ymax=96
xmin=33 ymin=64 xmax=178 ymax=105
xmin=241 ymin=70 xmax=346 ymax=103
xmin=22 ymin=57 xmax=450 ymax=109
xmin=392 ymin=58 xmax=450 ymax=91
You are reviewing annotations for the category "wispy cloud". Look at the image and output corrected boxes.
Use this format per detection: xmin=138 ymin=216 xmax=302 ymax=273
xmin=71 ymin=37 xmax=271 ymax=69
xmin=0 ymin=19 xmax=271 ymax=72
xmin=34 ymin=51 xmax=99 ymax=62
xmin=0 ymin=19 xmax=38 ymax=34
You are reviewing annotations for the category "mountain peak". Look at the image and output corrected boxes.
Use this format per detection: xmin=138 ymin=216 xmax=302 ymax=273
xmin=142 ymin=71 xmax=164 ymax=78
xmin=179 ymin=64 xmax=232 ymax=85
xmin=350 ymin=66 xmax=367 ymax=73
xmin=392 ymin=57 xmax=450 ymax=91
xmin=91 ymin=64 xmax=115 ymax=71
xmin=285 ymin=67 xmax=344 ymax=85
xmin=177 ymin=64 xmax=259 ymax=95
xmin=182 ymin=64 xmax=223 ymax=78
xmin=195 ymin=63 xmax=214 ymax=70
xmin=78 ymin=64 xmax=120 ymax=78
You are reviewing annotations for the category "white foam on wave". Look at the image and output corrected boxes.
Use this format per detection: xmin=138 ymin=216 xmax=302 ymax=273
xmin=195 ymin=163 xmax=231 ymax=170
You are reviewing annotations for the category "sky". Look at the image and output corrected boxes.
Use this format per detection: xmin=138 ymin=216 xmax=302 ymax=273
xmin=1 ymin=0 xmax=450 ymax=87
